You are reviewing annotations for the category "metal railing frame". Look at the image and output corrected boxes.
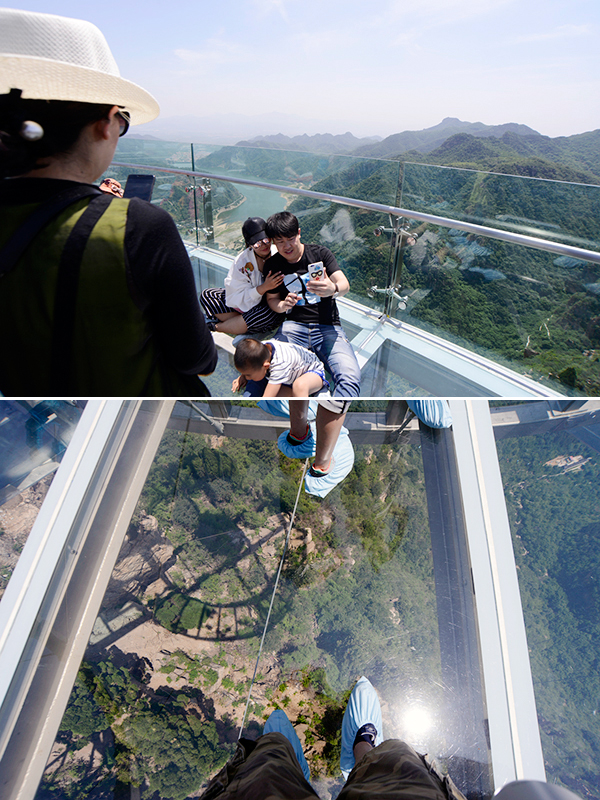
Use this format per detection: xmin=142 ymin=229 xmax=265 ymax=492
xmin=112 ymin=161 xmax=600 ymax=265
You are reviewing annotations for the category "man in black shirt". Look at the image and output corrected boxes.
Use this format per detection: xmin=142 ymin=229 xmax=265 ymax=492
xmin=264 ymin=212 xmax=360 ymax=397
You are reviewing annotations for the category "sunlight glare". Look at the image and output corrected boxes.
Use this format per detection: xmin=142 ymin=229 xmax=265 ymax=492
xmin=402 ymin=705 xmax=433 ymax=739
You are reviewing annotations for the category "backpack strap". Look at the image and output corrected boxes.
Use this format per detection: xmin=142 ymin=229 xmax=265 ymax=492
xmin=0 ymin=184 xmax=104 ymax=278
xmin=50 ymin=193 xmax=115 ymax=393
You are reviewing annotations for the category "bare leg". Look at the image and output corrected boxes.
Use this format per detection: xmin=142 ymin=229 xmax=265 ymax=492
xmin=292 ymin=373 xmax=323 ymax=397
xmin=353 ymin=740 xmax=373 ymax=763
xmin=215 ymin=311 xmax=239 ymax=321
xmin=313 ymin=404 xmax=347 ymax=471
xmin=288 ymin=399 xmax=310 ymax=441
xmin=214 ymin=313 xmax=248 ymax=335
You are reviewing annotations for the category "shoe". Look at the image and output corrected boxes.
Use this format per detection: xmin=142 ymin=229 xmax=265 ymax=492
xmin=304 ymin=428 xmax=354 ymax=499
xmin=277 ymin=426 xmax=316 ymax=459
xmin=287 ymin=424 xmax=311 ymax=446
xmin=308 ymin=458 xmax=334 ymax=478
xmin=263 ymin=709 xmax=311 ymax=783
xmin=352 ymin=722 xmax=377 ymax=749
xmin=340 ymin=676 xmax=383 ymax=780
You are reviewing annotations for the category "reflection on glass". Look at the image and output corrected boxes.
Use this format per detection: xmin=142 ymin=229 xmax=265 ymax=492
xmin=496 ymin=407 xmax=600 ymax=798
xmin=0 ymin=400 xmax=83 ymax=602
xmin=400 ymin=162 xmax=600 ymax=252
xmin=37 ymin=417 xmax=491 ymax=799
xmin=398 ymin=223 xmax=599 ymax=395
xmin=402 ymin=704 xmax=434 ymax=743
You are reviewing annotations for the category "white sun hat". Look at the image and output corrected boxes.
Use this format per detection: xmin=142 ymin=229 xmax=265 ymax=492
xmin=0 ymin=7 xmax=159 ymax=124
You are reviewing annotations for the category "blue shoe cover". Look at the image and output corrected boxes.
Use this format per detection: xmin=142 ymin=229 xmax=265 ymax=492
xmin=258 ymin=399 xmax=318 ymax=420
xmin=263 ymin=709 xmax=311 ymax=782
xmin=277 ymin=423 xmax=317 ymax=458
xmin=340 ymin=676 xmax=383 ymax=780
xmin=304 ymin=427 xmax=354 ymax=498
xmin=407 ymin=400 xmax=452 ymax=429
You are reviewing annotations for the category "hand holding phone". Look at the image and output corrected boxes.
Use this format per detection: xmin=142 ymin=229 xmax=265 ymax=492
xmin=123 ymin=174 xmax=156 ymax=201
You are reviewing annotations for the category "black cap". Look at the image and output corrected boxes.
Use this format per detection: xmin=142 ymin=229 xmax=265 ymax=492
xmin=242 ymin=217 xmax=267 ymax=247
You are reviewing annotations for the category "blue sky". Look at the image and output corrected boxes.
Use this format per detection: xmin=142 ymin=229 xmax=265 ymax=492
xmin=6 ymin=0 xmax=600 ymax=139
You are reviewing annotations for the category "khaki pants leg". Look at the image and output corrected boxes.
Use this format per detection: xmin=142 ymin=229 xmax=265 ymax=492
xmin=338 ymin=740 xmax=451 ymax=800
xmin=201 ymin=733 xmax=318 ymax=800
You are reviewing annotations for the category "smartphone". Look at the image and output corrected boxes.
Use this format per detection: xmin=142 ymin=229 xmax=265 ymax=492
xmin=123 ymin=174 xmax=156 ymax=201
xmin=307 ymin=261 xmax=324 ymax=281
xmin=283 ymin=272 xmax=305 ymax=306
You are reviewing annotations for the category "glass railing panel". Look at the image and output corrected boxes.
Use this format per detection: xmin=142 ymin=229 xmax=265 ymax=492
xmin=111 ymin=139 xmax=245 ymax=248
xmin=202 ymin=348 xmax=239 ymax=397
xmin=36 ymin=405 xmax=491 ymax=799
xmin=192 ymin=195 xmax=396 ymax=319
xmin=401 ymin=162 xmax=600 ymax=252
xmin=0 ymin=400 xmax=83 ymax=604
xmin=191 ymin=143 xmax=401 ymax=203
xmin=105 ymin=142 xmax=600 ymax=396
xmin=495 ymin=404 xmax=600 ymax=797
xmin=394 ymin=224 xmax=599 ymax=395
xmin=109 ymin=139 xmax=198 ymax=244
xmin=189 ymin=144 xmax=401 ymax=272
xmin=360 ymin=340 xmax=435 ymax=397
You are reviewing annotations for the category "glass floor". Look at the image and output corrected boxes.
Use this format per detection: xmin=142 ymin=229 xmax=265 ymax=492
xmin=0 ymin=401 xmax=83 ymax=602
xmin=31 ymin=402 xmax=491 ymax=800
xmin=0 ymin=400 xmax=598 ymax=800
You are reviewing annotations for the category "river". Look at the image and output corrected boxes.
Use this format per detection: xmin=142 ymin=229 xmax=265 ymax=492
xmin=219 ymin=182 xmax=290 ymax=223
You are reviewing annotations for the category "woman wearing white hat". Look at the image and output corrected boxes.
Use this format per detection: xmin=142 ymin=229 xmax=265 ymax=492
xmin=0 ymin=8 xmax=217 ymax=395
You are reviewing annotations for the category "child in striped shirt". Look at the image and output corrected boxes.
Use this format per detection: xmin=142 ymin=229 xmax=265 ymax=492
xmin=232 ymin=338 xmax=329 ymax=397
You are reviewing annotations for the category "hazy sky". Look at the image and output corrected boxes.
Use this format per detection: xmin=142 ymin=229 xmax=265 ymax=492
xmin=6 ymin=0 xmax=600 ymax=139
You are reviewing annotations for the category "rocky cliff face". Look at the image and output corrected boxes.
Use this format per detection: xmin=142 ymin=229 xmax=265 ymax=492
xmin=0 ymin=475 xmax=52 ymax=601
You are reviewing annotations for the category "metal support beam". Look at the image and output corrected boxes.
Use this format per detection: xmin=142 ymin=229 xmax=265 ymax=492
xmin=449 ymin=400 xmax=545 ymax=787
xmin=166 ymin=402 xmax=422 ymax=444
xmin=0 ymin=400 xmax=174 ymax=800
xmin=420 ymin=422 xmax=493 ymax=797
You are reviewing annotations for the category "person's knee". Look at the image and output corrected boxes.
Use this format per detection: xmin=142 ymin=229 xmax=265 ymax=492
xmin=318 ymin=399 xmax=352 ymax=415
xmin=332 ymin=367 xmax=361 ymax=397
xmin=320 ymin=332 xmax=361 ymax=397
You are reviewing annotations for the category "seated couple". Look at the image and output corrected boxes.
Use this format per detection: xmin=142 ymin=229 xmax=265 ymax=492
xmin=201 ymin=212 xmax=361 ymax=398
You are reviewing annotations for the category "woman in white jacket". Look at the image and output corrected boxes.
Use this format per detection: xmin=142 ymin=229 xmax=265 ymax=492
xmin=201 ymin=217 xmax=285 ymax=336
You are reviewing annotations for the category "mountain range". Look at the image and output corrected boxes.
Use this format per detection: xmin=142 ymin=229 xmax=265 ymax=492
xmin=411 ymin=129 xmax=600 ymax=184
xmin=234 ymin=118 xmax=539 ymax=155
xmin=236 ymin=131 xmax=380 ymax=154
xmin=229 ymin=118 xmax=600 ymax=184
xmin=128 ymin=116 xmax=600 ymax=185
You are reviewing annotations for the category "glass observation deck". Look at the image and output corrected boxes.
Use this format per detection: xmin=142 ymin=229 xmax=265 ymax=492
xmin=104 ymin=139 xmax=600 ymax=398
xmin=0 ymin=398 xmax=598 ymax=800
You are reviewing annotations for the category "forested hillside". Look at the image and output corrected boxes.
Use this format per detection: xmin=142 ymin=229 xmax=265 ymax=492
xmin=403 ymin=131 xmax=600 ymax=184
xmin=496 ymin=429 xmax=600 ymax=799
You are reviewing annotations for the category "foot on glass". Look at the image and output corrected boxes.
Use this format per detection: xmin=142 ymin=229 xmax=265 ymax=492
xmin=263 ymin=709 xmax=311 ymax=783
xmin=287 ymin=424 xmax=310 ymax=446
xmin=308 ymin=458 xmax=334 ymax=478
xmin=340 ymin=676 xmax=383 ymax=780
xmin=352 ymin=722 xmax=377 ymax=750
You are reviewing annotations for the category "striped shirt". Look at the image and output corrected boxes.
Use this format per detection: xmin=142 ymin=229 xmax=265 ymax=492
xmin=265 ymin=339 xmax=325 ymax=386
